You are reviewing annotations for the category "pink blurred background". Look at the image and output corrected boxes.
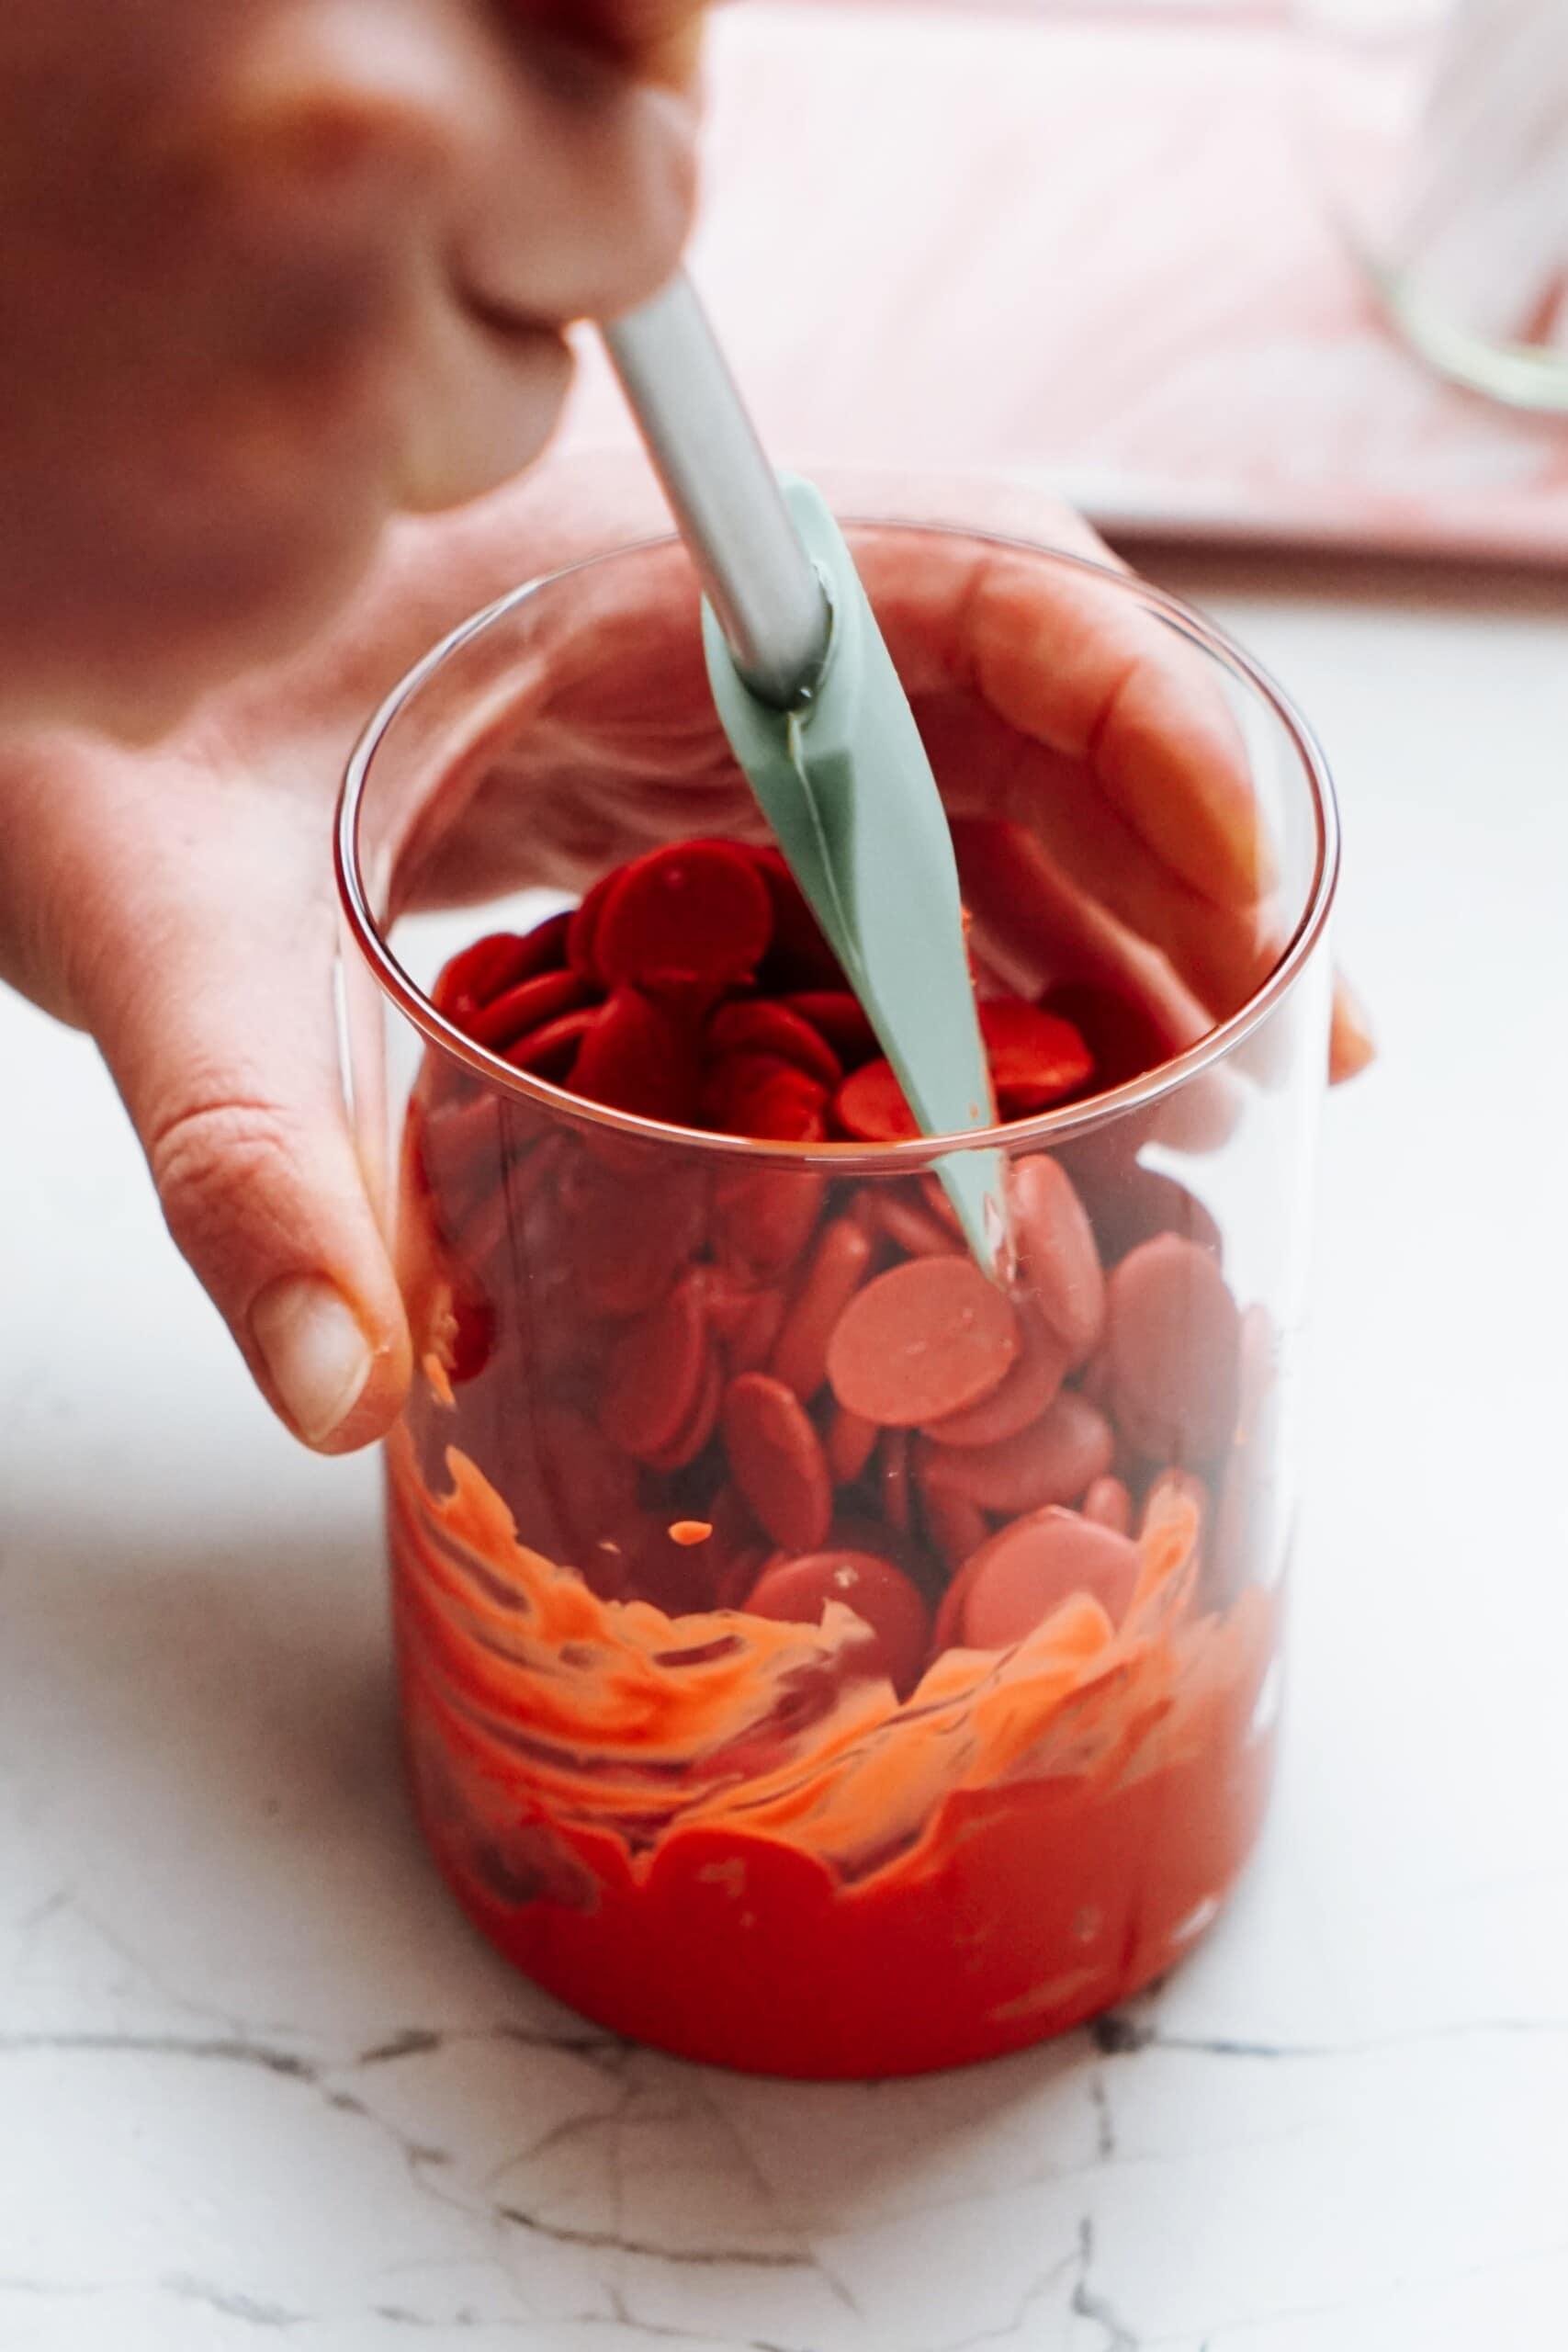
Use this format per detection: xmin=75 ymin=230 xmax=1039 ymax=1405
xmin=561 ymin=0 xmax=1568 ymax=563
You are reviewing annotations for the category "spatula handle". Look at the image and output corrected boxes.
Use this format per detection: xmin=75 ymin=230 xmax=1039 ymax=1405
xmin=603 ymin=273 xmax=832 ymax=710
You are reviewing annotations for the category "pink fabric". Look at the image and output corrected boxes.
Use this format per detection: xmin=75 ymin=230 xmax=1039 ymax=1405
xmin=560 ymin=2 xmax=1568 ymax=565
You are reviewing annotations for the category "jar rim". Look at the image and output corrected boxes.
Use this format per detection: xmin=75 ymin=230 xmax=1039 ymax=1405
xmin=335 ymin=522 xmax=1339 ymax=1170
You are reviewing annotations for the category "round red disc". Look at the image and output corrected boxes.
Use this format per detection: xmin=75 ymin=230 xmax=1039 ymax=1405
xmin=720 ymin=1373 xmax=833 ymax=1554
xmin=831 ymin=1058 xmax=919 ymax=1143
xmin=826 ymin=1256 xmax=1021 ymax=1427
xmin=744 ymin=1548 xmax=931 ymax=1697
xmin=594 ymin=841 xmax=773 ymax=992
xmin=706 ymin=1000 xmax=843 ymax=1090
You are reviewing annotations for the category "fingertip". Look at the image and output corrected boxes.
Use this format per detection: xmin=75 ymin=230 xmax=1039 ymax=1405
xmin=1209 ymin=807 xmax=1279 ymax=910
xmin=250 ymin=1272 xmax=412 ymax=1453
xmin=308 ymin=1337 xmax=413 ymax=1454
xmin=1329 ymin=978 xmax=1376 ymax=1085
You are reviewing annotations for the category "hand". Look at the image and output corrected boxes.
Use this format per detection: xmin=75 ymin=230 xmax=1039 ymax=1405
xmin=0 ymin=458 xmax=1371 ymax=1454
xmin=0 ymin=0 xmax=704 ymax=739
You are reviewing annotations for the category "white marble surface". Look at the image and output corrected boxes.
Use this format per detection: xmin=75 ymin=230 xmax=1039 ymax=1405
xmin=5 ymin=551 xmax=1568 ymax=2350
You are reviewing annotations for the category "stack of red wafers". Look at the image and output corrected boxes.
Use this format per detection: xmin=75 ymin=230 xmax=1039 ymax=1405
xmin=404 ymin=835 xmax=1251 ymax=1694
xmin=434 ymin=837 xmax=1099 ymax=1142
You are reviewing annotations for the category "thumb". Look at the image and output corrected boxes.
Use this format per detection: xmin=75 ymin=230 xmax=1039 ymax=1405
xmin=63 ymin=789 xmax=412 ymax=1453
xmin=513 ymin=1 xmax=707 ymax=85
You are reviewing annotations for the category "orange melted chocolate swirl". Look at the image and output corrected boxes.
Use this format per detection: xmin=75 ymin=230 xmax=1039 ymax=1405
xmin=390 ymin=1431 xmax=1266 ymax=1886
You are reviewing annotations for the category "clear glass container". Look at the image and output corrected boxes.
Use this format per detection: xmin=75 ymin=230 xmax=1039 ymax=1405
xmin=335 ymin=524 xmax=1338 ymax=2079
xmin=1300 ymin=0 xmax=1568 ymax=412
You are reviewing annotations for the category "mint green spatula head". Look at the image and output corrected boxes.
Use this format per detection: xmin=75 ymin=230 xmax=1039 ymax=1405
xmin=703 ymin=477 xmax=1007 ymax=1270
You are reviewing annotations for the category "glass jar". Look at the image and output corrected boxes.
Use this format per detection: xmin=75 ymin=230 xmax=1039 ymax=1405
xmin=1299 ymin=0 xmax=1568 ymax=412
xmin=335 ymin=524 xmax=1338 ymax=2079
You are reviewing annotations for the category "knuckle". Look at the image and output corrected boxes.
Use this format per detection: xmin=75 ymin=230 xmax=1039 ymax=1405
xmin=148 ymin=1095 xmax=310 ymax=1275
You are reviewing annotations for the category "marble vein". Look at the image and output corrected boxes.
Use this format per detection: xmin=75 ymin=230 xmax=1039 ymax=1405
xmin=1071 ymin=2216 xmax=1141 ymax=2351
xmin=933 ymin=2243 xmax=1079 ymax=2352
xmin=8 ymin=1994 xmax=1567 ymax=2343
xmin=0 ymin=2027 xmax=316 ymax=2075
xmin=1089 ymin=2071 xmax=1117 ymax=2162
xmin=495 ymin=2203 xmax=816 ymax=2273
xmin=358 ymin=2025 xmax=624 ymax=2067
xmin=596 ymin=2284 xmax=796 ymax=2349
xmin=1091 ymin=2011 xmax=1568 ymax=2060
xmin=161 ymin=2273 xmax=306 ymax=2329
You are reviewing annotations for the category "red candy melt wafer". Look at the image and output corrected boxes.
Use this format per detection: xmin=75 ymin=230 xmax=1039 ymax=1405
xmin=750 ymin=845 xmax=843 ymax=989
xmin=712 ymin=1166 xmax=825 ymax=1279
xmin=1082 ymin=1475 xmax=1134 ymax=1535
xmin=600 ymin=1272 xmax=710 ymax=1462
xmin=782 ymin=991 xmax=877 ymax=1062
xmin=419 ymin=1269 xmax=494 ymax=1387
xmin=962 ymin=1510 xmax=1140 ymax=1647
xmin=572 ymin=986 xmax=701 ymax=1125
xmin=738 ymin=1069 xmax=830 ymax=1143
xmin=432 ymin=932 xmax=524 ymax=1023
xmin=917 ymin=1390 xmax=1113 ymax=1517
xmin=642 ymin=1348 xmax=724 ymax=1472
xmin=721 ymin=1283 xmax=787 ymax=1374
xmin=832 ymin=1057 xmax=919 ymax=1143
xmin=919 ymin=1303 xmax=1069 ymax=1448
xmin=1063 ymin=1157 xmax=1224 ymax=1269
xmin=1105 ymin=1235 xmax=1241 ymax=1460
xmin=1042 ymin=980 xmax=1172 ymax=1093
xmin=827 ymin=1512 xmax=933 ymax=1591
xmin=566 ymin=1165 xmax=706 ymax=1317
xmin=415 ymin=1091 xmax=503 ymax=1227
xmin=434 ymin=914 xmax=572 ymax=1022
xmin=874 ymin=1189 xmax=963 ymax=1261
xmin=721 ymin=1373 xmax=833 ymax=1553
xmin=537 ymin=1395 xmax=638 ymax=1506
xmin=921 ymin=1487 xmax=988 ymax=1577
xmin=701 ymin=1055 xmax=829 ymax=1141
xmin=567 ymin=868 xmax=622 ymax=980
xmin=979 ymin=1001 xmax=1094 ymax=1113
xmin=938 ymin=1507 xmax=1141 ymax=1651
xmin=1010 ymin=1154 xmax=1106 ymax=1366
xmin=824 ymin=1403 xmax=878 ymax=1486
xmin=595 ymin=841 xmax=773 ymax=992
xmin=701 ymin=1265 xmax=764 ymax=1343
xmin=468 ymin=966 xmax=592 ymax=1053
xmin=707 ymin=1001 xmax=842 ymax=1089
xmin=744 ymin=1549 xmax=931 ymax=1697
xmin=769 ymin=1216 xmax=874 ymax=1402
xmin=504 ymin=1006 xmax=598 ymax=1080
xmin=826 ymin=1256 xmax=1021 ymax=1427
xmin=918 ymin=1178 xmax=964 ymax=1237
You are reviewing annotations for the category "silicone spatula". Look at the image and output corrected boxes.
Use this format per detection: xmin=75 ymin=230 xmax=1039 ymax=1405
xmin=603 ymin=274 xmax=1006 ymax=1270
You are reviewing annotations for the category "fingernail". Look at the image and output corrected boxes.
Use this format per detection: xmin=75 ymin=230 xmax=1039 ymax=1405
xmin=252 ymin=1277 xmax=374 ymax=1444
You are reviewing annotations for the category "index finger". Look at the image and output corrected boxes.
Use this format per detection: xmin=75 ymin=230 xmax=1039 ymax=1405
xmin=856 ymin=529 xmax=1271 ymax=912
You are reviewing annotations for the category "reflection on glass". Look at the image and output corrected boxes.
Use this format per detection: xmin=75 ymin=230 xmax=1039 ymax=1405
xmin=1303 ymin=0 xmax=1568 ymax=410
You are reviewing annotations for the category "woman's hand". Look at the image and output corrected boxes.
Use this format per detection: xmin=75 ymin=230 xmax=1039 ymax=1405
xmin=0 ymin=458 xmax=1371 ymax=1453
xmin=0 ymin=0 xmax=704 ymax=738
